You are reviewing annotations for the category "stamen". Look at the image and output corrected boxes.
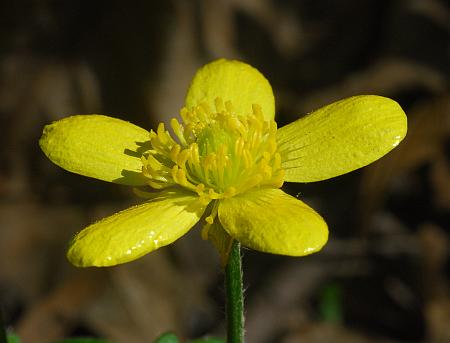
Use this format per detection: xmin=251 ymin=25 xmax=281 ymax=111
xmin=180 ymin=108 xmax=191 ymax=123
xmin=235 ymin=137 xmax=244 ymax=157
xmin=241 ymin=174 xmax=264 ymax=192
xmin=170 ymin=118 xmax=188 ymax=146
xmin=177 ymin=149 xmax=190 ymax=167
xmin=170 ymin=144 xmax=181 ymax=161
xmin=195 ymin=183 xmax=205 ymax=195
xmin=148 ymin=180 xmax=167 ymax=189
xmin=201 ymin=201 xmax=219 ymax=240
xmin=133 ymin=188 xmax=159 ymax=199
xmin=140 ymin=98 xmax=285 ymax=201
xmin=157 ymin=123 xmax=167 ymax=143
xmin=190 ymin=143 xmax=200 ymax=165
xmin=243 ymin=149 xmax=253 ymax=169
xmin=177 ymin=168 xmax=187 ymax=185
xmin=171 ymin=165 xmax=179 ymax=182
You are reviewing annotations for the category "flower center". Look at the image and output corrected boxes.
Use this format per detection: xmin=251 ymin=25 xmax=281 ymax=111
xmin=141 ymin=98 xmax=284 ymax=204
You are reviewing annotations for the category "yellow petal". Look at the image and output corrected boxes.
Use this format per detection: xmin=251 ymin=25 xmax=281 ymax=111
xmin=67 ymin=190 xmax=206 ymax=267
xmin=40 ymin=115 xmax=150 ymax=185
xmin=277 ymin=95 xmax=407 ymax=182
xmin=185 ymin=59 xmax=275 ymax=120
xmin=218 ymin=188 xmax=328 ymax=256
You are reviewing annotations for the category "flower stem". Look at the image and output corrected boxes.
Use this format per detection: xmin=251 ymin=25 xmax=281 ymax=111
xmin=225 ymin=240 xmax=244 ymax=343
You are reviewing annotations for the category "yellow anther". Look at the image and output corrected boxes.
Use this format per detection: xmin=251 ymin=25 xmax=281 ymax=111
xmin=177 ymin=149 xmax=190 ymax=167
xmin=180 ymin=108 xmax=190 ymax=123
xmin=145 ymin=155 xmax=163 ymax=171
xmin=235 ymin=137 xmax=245 ymax=157
xmin=201 ymin=223 xmax=211 ymax=240
xmin=270 ymin=170 xmax=285 ymax=188
xmin=199 ymin=196 xmax=211 ymax=207
xmin=148 ymin=180 xmax=167 ymax=189
xmin=251 ymin=131 xmax=261 ymax=149
xmin=190 ymin=143 xmax=200 ymax=166
xmin=195 ymin=183 xmax=205 ymax=195
xmin=218 ymin=144 xmax=228 ymax=155
xmin=170 ymin=117 xmax=181 ymax=134
xmin=241 ymin=174 xmax=263 ymax=192
xmin=177 ymin=168 xmax=188 ymax=185
xmin=243 ymin=149 xmax=253 ymax=169
xmin=141 ymin=168 xmax=151 ymax=179
xmin=228 ymin=117 xmax=246 ymax=137
xmin=142 ymin=164 xmax=164 ymax=179
xmin=208 ymin=188 xmax=221 ymax=199
xmin=184 ymin=123 xmax=195 ymax=138
xmin=170 ymin=144 xmax=181 ymax=161
xmin=205 ymin=215 xmax=214 ymax=225
xmin=204 ymin=153 xmax=216 ymax=171
xmin=196 ymin=104 xmax=209 ymax=123
xmin=217 ymin=145 xmax=228 ymax=169
xmin=262 ymin=165 xmax=272 ymax=178
xmin=270 ymin=120 xmax=277 ymax=134
xmin=249 ymin=115 xmax=263 ymax=132
xmin=170 ymin=118 xmax=187 ymax=146
xmin=202 ymin=200 xmax=219 ymax=240
xmin=133 ymin=187 xmax=157 ymax=199
xmin=157 ymin=122 xmax=166 ymax=140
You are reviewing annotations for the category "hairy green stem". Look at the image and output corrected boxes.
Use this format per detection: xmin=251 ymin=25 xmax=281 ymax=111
xmin=225 ymin=240 xmax=244 ymax=343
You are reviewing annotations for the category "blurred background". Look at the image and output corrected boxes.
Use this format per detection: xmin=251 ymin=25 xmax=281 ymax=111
xmin=0 ymin=1 xmax=449 ymax=342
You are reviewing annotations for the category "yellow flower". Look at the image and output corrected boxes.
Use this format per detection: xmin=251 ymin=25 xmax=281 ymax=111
xmin=39 ymin=59 xmax=407 ymax=267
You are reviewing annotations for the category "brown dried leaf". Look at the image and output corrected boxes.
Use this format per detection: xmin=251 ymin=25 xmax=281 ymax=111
xmin=16 ymin=270 xmax=107 ymax=343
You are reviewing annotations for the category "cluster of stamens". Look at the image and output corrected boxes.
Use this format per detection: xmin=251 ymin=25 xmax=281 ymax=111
xmin=141 ymin=98 xmax=285 ymax=207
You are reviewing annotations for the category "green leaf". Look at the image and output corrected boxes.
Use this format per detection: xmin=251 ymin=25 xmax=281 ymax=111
xmin=51 ymin=340 xmax=111 ymax=343
xmin=319 ymin=283 xmax=343 ymax=324
xmin=7 ymin=334 xmax=20 ymax=343
xmin=153 ymin=333 xmax=179 ymax=343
